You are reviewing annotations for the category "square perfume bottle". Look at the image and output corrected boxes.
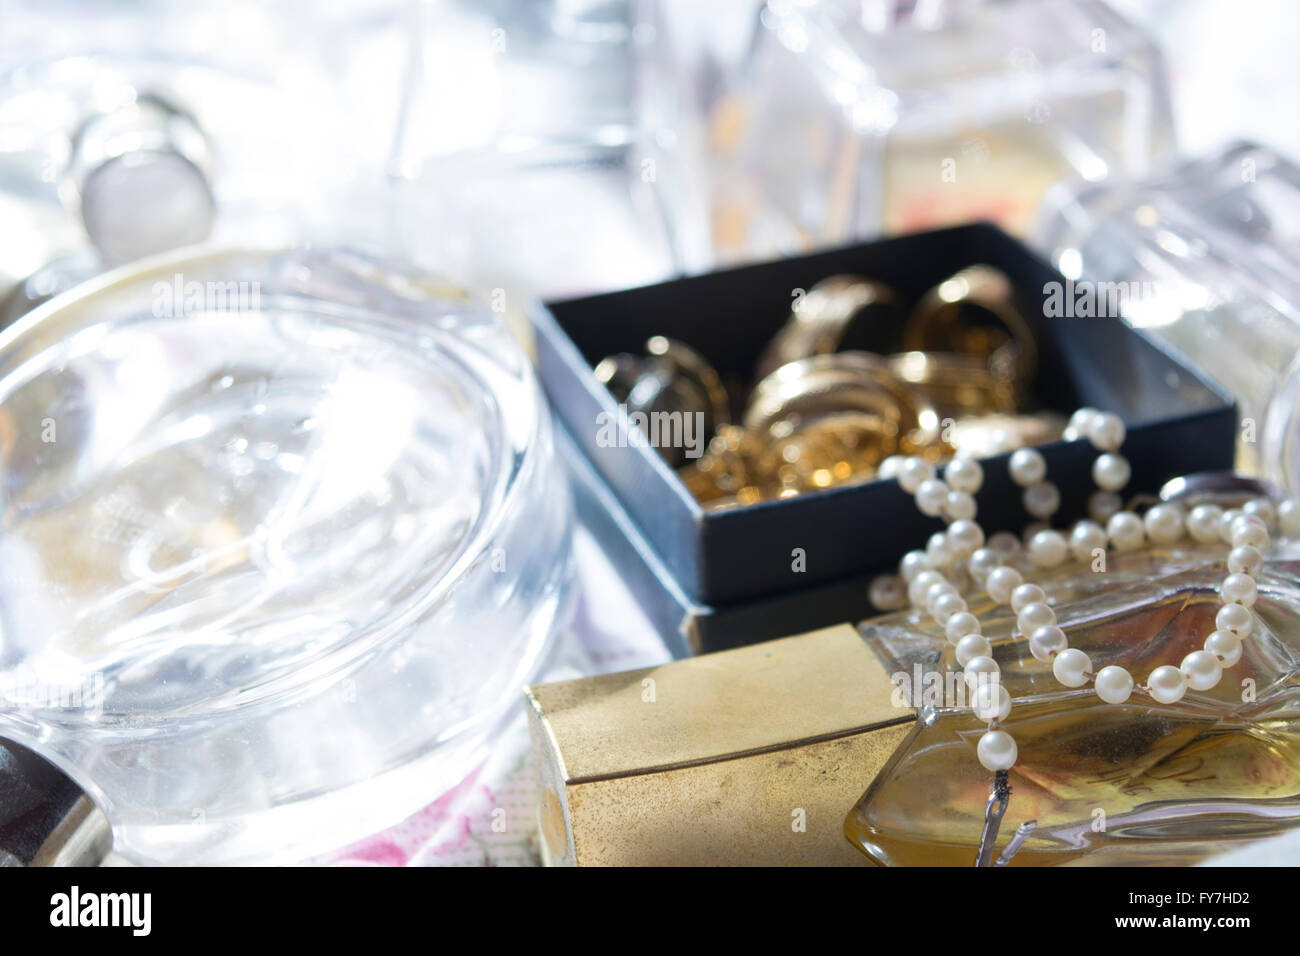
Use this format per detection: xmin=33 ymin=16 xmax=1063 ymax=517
xmin=847 ymin=534 xmax=1300 ymax=866
xmin=706 ymin=0 xmax=1174 ymax=262
xmin=386 ymin=0 xmax=710 ymax=298
xmin=1035 ymin=141 xmax=1300 ymax=493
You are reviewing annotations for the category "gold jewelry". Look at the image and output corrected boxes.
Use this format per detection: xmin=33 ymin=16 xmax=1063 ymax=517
xmin=755 ymin=275 xmax=900 ymax=381
xmin=743 ymin=352 xmax=943 ymax=496
xmin=905 ymin=265 xmax=1036 ymax=394
xmin=594 ymin=336 xmax=731 ymax=468
xmin=677 ymin=425 xmax=765 ymax=507
xmin=887 ymin=349 xmax=1018 ymax=417
xmin=943 ymin=411 xmax=1067 ymax=459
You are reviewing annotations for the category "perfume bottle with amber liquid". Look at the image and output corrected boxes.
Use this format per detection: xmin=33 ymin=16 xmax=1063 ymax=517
xmin=847 ymin=540 xmax=1300 ymax=866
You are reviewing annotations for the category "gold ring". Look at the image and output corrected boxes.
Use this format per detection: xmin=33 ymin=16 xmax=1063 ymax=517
xmin=755 ymin=275 xmax=900 ymax=382
xmin=904 ymin=265 xmax=1036 ymax=393
xmin=743 ymin=352 xmax=943 ymax=495
xmin=594 ymin=336 xmax=731 ymax=468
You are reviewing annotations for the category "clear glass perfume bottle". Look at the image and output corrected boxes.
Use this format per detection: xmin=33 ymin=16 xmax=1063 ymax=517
xmin=1035 ymin=141 xmax=1300 ymax=493
xmin=0 ymin=246 xmax=573 ymax=864
xmin=847 ymin=537 xmax=1300 ymax=866
xmin=387 ymin=0 xmax=705 ymax=297
xmin=0 ymin=1 xmax=380 ymax=321
xmin=706 ymin=0 xmax=1173 ymax=263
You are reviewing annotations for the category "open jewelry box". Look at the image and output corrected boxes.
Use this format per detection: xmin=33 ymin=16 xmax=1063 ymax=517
xmin=533 ymin=223 xmax=1238 ymax=652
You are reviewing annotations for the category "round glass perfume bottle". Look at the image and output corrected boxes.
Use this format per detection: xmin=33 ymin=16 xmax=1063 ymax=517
xmin=0 ymin=246 xmax=573 ymax=864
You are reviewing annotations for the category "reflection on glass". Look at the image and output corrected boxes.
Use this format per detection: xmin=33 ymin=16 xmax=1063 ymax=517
xmin=707 ymin=0 xmax=1172 ymax=262
xmin=0 ymin=247 xmax=572 ymax=864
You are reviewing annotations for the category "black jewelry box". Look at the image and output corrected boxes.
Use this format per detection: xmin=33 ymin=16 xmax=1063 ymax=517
xmin=535 ymin=223 xmax=1237 ymax=644
xmin=558 ymin=419 xmax=908 ymax=656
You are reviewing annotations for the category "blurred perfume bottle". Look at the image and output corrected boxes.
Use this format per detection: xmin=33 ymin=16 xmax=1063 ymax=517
xmin=0 ymin=0 xmax=385 ymax=321
xmin=705 ymin=0 xmax=1173 ymax=262
xmin=387 ymin=0 xmax=711 ymax=298
xmin=1035 ymin=142 xmax=1300 ymax=492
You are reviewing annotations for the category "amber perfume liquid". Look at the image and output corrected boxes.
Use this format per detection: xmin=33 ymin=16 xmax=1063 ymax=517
xmin=849 ymin=547 xmax=1300 ymax=865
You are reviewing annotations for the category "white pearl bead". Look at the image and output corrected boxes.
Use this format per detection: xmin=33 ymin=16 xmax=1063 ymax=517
xmin=1008 ymin=448 xmax=1046 ymax=487
xmin=945 ymin=489 xmax=977 ymax=520
xmin=963 ymin=655 xmax=1000 ymax=690
xmin=1227 ymin=545 xmax=1263 ymax=576
xmin=899 ymin=550 xmax=931 ymax=581
xmin=1215 ymin=603 xmax=1253 ymax=638
xmin=1092 ymin=453 xmax=1132 ymax=492
xmin=968 ymin=547 xmax=999 ymax=582
xmin=1230 ymin=518 xmax=1268 ymax=551
xmin=930 ymin=591 xmax=968 ymax=623
xmin=1235 ymin=511 xmax=1268 ymax=533
xmin=914 ymin=569 xmax=945 ymax=589
xmin=1094 ymin=664 xmax=1134 ymax=703
xmin=1087 ymin=411 xmax=1126 ymax=452
xmin=977 ymin=730 xmax=1018 ymax=770
xmin=1069 ymin=520 xmax=1107 ymax=564
xmin=987 ymin=531 xmax=1021 ymax=558
xmin=877 ymin=455 xmax=905 ymax=480
xmin=1017 ymin=601 xmax=1057 ymax=634
xmin=926 ymin=531 xmax=955 ymax=568
xmin=955 ymin=633 xmax=993 ymax=667
xmin=1023 ymin=481 xmax=1060 ymax=519
xmin=971 ymin=681 xmax=1012 ymax=722
xmin=1204 ymin=629 xmax=1243 ymax=667
xmin=1029 ymin=624 xmax=1068 ymax=661
xmin=916 ymin=478 xmax=949 ymax=517
xmin=1218 ymin=509 xmax=1243 ymax=543
xmin=908 ymin=569 xmax=945 ymax=605
xmin=1221 ymin=572 xmax=1257 ymax=607
xmin=897 ymin=456 xmax=935 ymax=494
xmin=924 ymin=580 xmax=956 ymax=610
xmin=1028 ymin=529 xmax=1069 ymax=568
xmin=1279 ymin=498 xmax=1300 ymax=535
xmin=1180 ymin=650 xmax=1223 ymax=691
xmin=1064 ymin=407 xmax=1100 ymax=442
xmin=986 ymin=566 xmax=1023 ymax=605
xmin=944 ymin=457 xmax=984 ymax=494
xmin=1088 ymin=490 xmax=1123 ymax=523
xmin=1187 ymin=504 xmax=1225 ymax=543
xmin=944 ymin=611 xmax=981 ymax=643
xmin=868 ymin=574 xmax=908 ymax=610
xmin=1052 ymin=647 xmax=1091 ymax=687
xmin=1147 ymin=664 xmax=1187 ymax=704
xmin=1107 ymin=511 xmax=1145 ymax=551
xmin=1242 ymin=498 xmax=1276 ymax=529
xmin=1010 ymin=583 xmax=1048 ymax=614
xmin=946 ymin=519 xmax=985 ymax=556
xmin=932 ymin=597 xmax=968 ymax=626
xmin=1143 ymin=504 xmax=1184 ymax=544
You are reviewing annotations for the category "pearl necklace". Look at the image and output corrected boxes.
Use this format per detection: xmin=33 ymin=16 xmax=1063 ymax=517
xmin=868 ymin=407 xmax=1299 ymax=783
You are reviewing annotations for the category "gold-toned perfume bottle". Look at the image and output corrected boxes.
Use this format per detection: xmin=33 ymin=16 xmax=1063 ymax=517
xmin=847 ymin=543 xmax=1300 ymax=866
